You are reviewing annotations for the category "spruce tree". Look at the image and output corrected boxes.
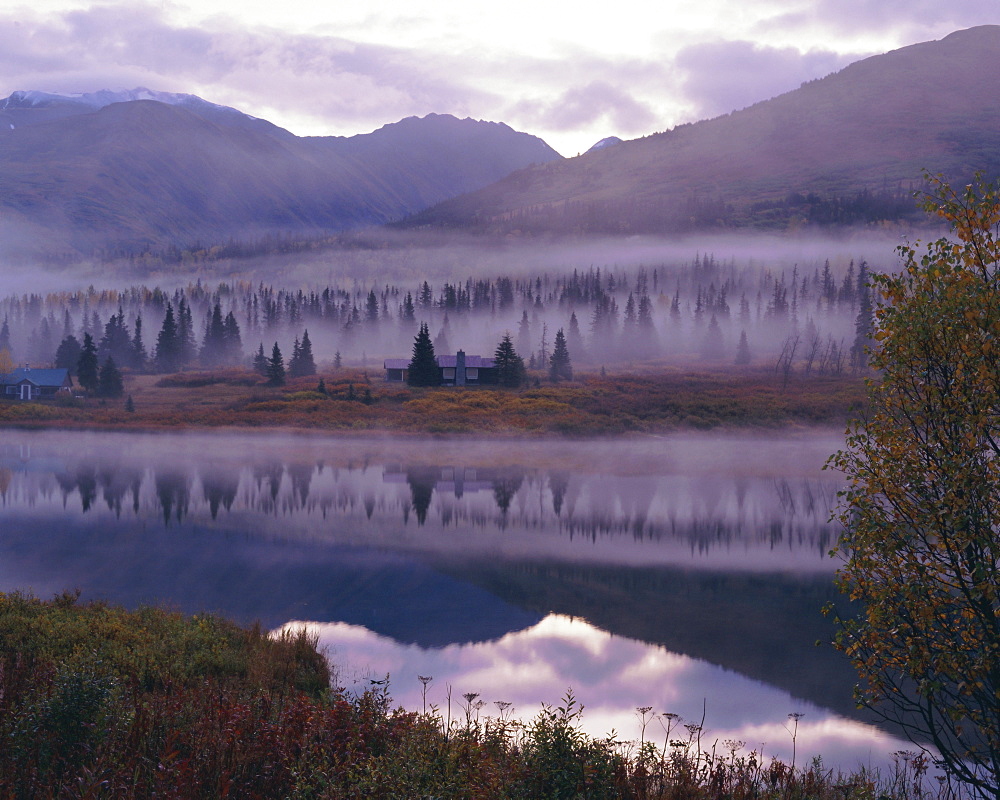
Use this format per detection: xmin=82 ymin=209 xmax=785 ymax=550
xmin=549 ymin=328 xmax=572 ymax=382
xmin=154 ymin=304 xmax=181 ymax=373
xmin=132 ymin=314 xmax=147 ymax=372
xmin=401 ymin=293 xmax=415 ymax=322
xmin=97 ymin=356 xmax=124 ymax=398
xmin=98 ymin=307 xmax=132 ymax=368
xmin=77 ymin=333 xmax=99 ymax=393
xmin=287 ymin=336 xmax=302 ymax=377
xmin=735 ymin=329 xmax=752 ymax=365
xmin=0 ymin=317 xmax=11 ymax=356
xmin=407 ymin=322 xmax=439 ymax=386
xmin=850 ymin=260 xmax=873 ymax=373
xmin=200 ymin=302 xmax=227 ymax=367
xmin=177 ymin=298 xmax=196 ymax=368
xmin=223 ymin=311 xmax=242 ymax=364
xmin=253 ymin=343 xmax=268 ymax=375
xmin=266 ymin=342 xmax=286 ymax=386
xmin=494 ymin=333 xmax=525 ymax=388
xmin=55 ymin=335 xmax=82 ymax=374
xmin=297 ymin=329 xmax=317 ymax=376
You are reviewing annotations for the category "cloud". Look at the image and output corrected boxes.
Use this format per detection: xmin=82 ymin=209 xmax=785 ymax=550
xmin=674 ymin=39 xmax=857 ymax=120
xmin=0 ymin=2 xmax=681 ymax=152
xmin=509 ymin=81 xmax=658 ymax=136
xmin=2 ymin=0 xmax=996 ymax=156
xmin=764 ymin=0 xmax=999 ymax=45
xmin=0 ymin=3 xmax=493 ymax=133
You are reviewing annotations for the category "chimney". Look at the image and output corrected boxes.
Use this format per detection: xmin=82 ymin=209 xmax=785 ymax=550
xmin=456 ymin=350 xmax=466 ymax=386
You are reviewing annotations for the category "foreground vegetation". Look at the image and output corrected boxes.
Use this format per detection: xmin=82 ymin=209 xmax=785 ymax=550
xmin=0 ymin=367 xmax=865 ymax=434
xmin=832 ymin=176 xmax=1000 ymax=796
xmin=0 ymin=594 xmax=946 ymax=799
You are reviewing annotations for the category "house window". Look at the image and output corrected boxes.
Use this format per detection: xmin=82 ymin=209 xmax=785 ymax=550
xmin=466 ymin=368 xmax=479 ymax=381
xmin=442 ymin=368 xmax=455 ymax=380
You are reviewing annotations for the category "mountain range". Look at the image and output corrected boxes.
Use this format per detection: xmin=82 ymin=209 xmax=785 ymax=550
xmin=0 ymin=90 xmax=560 ymax=258
xmin=3 ymin=25 xmax=1000 ymax=258
xmin=409 ymin=25 xmax=1000 ymax=235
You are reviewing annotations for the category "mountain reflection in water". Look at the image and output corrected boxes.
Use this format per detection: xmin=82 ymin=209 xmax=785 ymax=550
xmin=0 ymin=429 xmax=916 ymax=769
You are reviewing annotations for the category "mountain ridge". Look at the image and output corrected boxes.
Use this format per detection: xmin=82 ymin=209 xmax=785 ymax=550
xmin=405 ymin=25 xmax=1000 ymax=235
xmin=0 ymin=92 xmax=561 ymax=258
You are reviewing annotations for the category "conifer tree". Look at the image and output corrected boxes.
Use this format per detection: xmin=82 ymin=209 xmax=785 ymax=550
xmin=296 ymin=329 xmax=316 ymax=376
xmin=77 ymin=333 xmax=99 ymax=392
xmin=0 ymin=317 xmax=11 ymax=357
xmin=401 ymin=293 xmax=415 ymax=322
xmin=200 ymin=302 xmax=227 ymax=367
xmin=154 ymin=304 xmax=181 ymax=373
xmin=131 ymin=314 xmax=147 ymax=372
xmin=850 ymin=260 xmax=873 ymax=373
xmin=494 ymin=333 xmax=525 ymax=388
xmin=223 ymin=311 xmax=242 ymax=364
xmin=700 ymin=314 xmax=724 ymax=361
xmin=735 ymin=329 xmax=752 ymax=365
xmin=287 ymin=336 xmax=302 ymax=377
xmin=549 ymin=328 xmax=572 ymax=381
xmin=407 ymin=322 xmax=439 ymax=386
xmin=177 ymin=298 xmax=196 ymax=368
xmin=98 ymin=307 xmax=132 ymax=368
xmin=97 ymin=356 xmax=124 ymax=398
xmin=266 ymin=342 xmax=285 ymax=386
xmin=567 ymin=311 xmax=585 ymax=361
xmin=55 ymin=335 xmax=82 ymax=374
xmin=253 ymin=343 xmax=268 ymax=376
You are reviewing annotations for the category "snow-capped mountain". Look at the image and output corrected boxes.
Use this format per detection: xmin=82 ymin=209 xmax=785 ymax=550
xmin=0 ymin=87 xmax=296 ymax=139
xmin=2 ymin=87 xmax=225 ymax=111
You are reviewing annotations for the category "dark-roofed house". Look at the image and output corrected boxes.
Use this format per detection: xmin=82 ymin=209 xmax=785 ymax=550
xmin=0 ymin=366 xmax=72 ymax=401
xmin=384 ymin=350 xmax=497 ymax=386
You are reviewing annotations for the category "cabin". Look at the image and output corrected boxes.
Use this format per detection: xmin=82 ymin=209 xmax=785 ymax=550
xmin=384 ymin=350 xmax=497 ymax=386
xmin=0 ymin=366 xmax=73 ymax=401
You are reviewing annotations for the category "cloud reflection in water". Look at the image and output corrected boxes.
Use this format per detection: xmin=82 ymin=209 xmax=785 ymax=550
xmin=286 ymin=613 xmax=912 ymax=772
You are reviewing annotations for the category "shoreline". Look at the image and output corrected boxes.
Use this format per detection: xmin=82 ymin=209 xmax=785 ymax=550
xmin=0 ymin=367 xmax=865 ymax=438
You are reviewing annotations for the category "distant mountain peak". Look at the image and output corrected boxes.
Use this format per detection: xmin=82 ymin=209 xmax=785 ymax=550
xmin=585 ymin=136 xmax=623 ymax=154
xmin=0 ymin=87 xmax=250 ymax=117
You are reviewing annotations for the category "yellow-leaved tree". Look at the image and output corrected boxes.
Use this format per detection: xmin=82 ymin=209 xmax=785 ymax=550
xmin=831 ymin=175 xmax=1000 ymax=796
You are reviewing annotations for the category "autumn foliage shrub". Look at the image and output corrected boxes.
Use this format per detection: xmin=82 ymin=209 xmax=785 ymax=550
xmin=0 ymin=594 xmax=942 ymax=799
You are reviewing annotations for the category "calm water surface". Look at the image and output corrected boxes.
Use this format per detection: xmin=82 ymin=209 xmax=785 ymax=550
xmin=0 ymin=429 xmax=916 ymax=770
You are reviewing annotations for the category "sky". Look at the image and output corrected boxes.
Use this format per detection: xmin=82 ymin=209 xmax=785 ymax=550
xmin=1 ymin=0 xmax=997 ymax=155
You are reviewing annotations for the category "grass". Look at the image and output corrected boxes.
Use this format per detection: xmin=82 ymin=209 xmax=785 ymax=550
xmin=0 ymin=366 xmax=866 ymax=435
xmin=0 ymin=593 xmax=952 ymax=799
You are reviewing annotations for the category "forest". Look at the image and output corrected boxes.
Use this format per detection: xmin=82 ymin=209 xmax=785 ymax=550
xmin=0 ymin=252 xmax=874 ymax=386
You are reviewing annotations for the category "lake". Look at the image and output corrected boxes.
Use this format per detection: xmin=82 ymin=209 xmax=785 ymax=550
xmin=0 ymin=428 xmax=918 ymax=771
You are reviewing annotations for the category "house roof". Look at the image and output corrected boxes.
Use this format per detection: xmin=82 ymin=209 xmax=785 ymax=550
xmin=383 ymin=355 xmax=495 ymax=370
xmin=1 ymin=368 xmax=70 ymax=387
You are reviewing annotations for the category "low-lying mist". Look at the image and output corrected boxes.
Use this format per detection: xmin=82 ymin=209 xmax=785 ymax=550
xmin=0 ymin=230 xmax=906 ymax=374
